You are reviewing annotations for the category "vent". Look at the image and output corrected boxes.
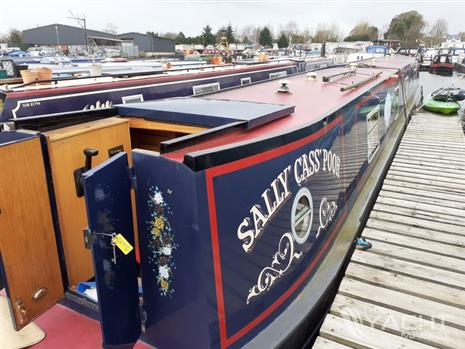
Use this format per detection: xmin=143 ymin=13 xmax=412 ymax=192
xmin=193 ymin=82 xmax=220 ymax=96
xmin=122 ymin=94 xmax=144 ymax=104
xmin=241 ymin=77 xmax=252 ymax=85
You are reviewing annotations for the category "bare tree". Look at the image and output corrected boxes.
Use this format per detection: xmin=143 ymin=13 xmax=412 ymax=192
xmin=429 ymin=19 xmax=448 ymax=47
xmin=240 ymin=25 xmax=261 ymax=44
xmin=4 ymin=28 xmax=22 ymax=45
xmin=313 ymin=23 xmax=342 ymax=42
xmin=160 ymin=32 xmax=177 ymax=40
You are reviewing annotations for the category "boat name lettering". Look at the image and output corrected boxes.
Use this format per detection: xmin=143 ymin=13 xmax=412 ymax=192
xmin=22 ymin=101 xmax=41 ymax=108
xmin=237 ymin=148 xmax=341 ymax=253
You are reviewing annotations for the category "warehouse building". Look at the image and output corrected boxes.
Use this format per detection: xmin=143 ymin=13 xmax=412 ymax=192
xmin=22 ymin=24 xmax=122 ymax=55
xmin=118 ymin=32 xmax=175 ymax=57
xmin=22 ymin=24 xmax=175 ymax=57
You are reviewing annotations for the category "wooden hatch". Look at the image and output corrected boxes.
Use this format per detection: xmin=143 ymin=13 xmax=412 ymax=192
xmin=0 ymin=135 xmax=63 ymax=330
xmin=43 ymin=118 xmax=133 ymax=287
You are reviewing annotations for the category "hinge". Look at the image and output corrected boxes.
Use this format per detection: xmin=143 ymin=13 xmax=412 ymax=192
xmin=83 ymin=228 xmax=95 ymax=249
xmin=127 ymin=166 xmax=137 ymax=190
xmin=15 ymin=299 xmax=29 ymax=326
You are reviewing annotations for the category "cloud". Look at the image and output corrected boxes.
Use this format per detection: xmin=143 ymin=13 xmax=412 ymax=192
xmin=2 ymin=1 xmax=464 ymax=37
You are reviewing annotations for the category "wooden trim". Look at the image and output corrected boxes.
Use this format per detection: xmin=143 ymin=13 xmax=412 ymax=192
xmin=124 ymin=117 xmax=207 ymax=134
xmin=45 ymin=117 xmax=128 ymax=142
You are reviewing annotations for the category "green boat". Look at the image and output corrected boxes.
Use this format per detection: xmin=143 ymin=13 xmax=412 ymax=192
xmin=423 ymin=97 xmax=461 ymax=115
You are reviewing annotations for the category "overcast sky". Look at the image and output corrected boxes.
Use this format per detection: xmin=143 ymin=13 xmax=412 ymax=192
xmin=2 ymin=1 xmax=465 ymax=37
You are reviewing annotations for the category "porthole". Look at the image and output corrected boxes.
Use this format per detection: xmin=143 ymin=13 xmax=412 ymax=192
xmin=291 ymin=187 xmax=314 ymax=244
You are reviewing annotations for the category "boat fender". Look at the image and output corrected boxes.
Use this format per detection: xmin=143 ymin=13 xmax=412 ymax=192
xmin=355 ymin=237 xmax=372 ymax=251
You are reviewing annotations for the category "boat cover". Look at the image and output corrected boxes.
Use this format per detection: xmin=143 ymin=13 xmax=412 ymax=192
xmin=116 ymin=98 xmax=295 ymax=129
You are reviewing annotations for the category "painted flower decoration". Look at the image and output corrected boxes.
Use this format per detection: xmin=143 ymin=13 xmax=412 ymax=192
xmin=161 ymin=246 xmax=172 ymax=256
xmin=153 ymin=192 xmax=164 ymax=205
xmin=159 ymin=265 xmax=170 ymax=279
xmin=147 ymin=186 xmax=177 ymax=297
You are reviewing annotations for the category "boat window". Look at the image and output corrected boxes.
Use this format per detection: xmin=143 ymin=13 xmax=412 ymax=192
xmin=122 ymin=94 xmax=144 ymax=104
xmin=367 ymin=105 xmax=380 ymax=163
xmin=291 ymin=188 xmax=313 ymax=244
xmin=0 ymin=94 xmax=4 ymax=113
xmin=0 ymin=60 xmax=15 ymax=77
xmin=269 ymin=71 xmax=287 ymax=79
xmin=393 ymin=86 xmax=400 ymax=120
xmin=241 ymin=77 xmax=252 ymax=85
xmin=192 ymin=82 xmax=220 ymax=96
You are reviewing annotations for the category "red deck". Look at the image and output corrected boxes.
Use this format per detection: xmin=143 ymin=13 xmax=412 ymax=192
xmin=31 ymin=303 xmax=154 ymax=349
xmin=163 ymin=55 xmax=415 ymax=163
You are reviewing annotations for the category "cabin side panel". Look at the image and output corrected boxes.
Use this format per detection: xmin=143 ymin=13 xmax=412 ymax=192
xmin=3 ymin=65 xmax=299 ymax=120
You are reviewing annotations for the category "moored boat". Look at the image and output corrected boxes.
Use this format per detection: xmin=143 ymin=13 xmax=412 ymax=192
xmin=429 ymin=53 xmax=454 ymax=76
xmin=455 ymin=59 xmax=465 ymax=74
xmin=423 ymin=97 xmax=461 ymax=115
xmin=431 ymin=87 xmax=465 ymax=102
xmin=0 ymin=55 xmax=420 ymax=349
xmin=0 ymin=58 xmax=333 ymax=123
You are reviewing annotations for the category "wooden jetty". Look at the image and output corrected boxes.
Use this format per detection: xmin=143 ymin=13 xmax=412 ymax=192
xmin=313 ymin=110 xmax=465 ymax=349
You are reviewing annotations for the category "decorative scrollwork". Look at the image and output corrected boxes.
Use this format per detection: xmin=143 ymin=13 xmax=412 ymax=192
xmin=246 ymin=233 xmax=303 ymax=304
xmin=316 ymin=198 xmax=338 ymax=238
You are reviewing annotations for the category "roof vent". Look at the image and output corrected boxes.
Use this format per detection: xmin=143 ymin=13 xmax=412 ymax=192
xmin=306 ymin=72 xmax=317 ymax=80
xmin=277 ymin=79 xmax=291 ymax=94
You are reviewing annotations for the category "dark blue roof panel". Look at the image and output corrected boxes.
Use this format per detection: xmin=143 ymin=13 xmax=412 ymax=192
xmin=0 ymin=131 xmax=37 ymax=147
xmin=116 ymin=98 xmax=294 ymax=129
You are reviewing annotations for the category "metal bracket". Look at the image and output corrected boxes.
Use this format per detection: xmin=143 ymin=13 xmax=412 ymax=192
xmin=127 ymin=166 xmax=137 ymax=190
xmin=83 ymin=228 xmax=95 ymax=250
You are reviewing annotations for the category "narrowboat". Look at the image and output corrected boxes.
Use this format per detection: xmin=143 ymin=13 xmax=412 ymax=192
xmin=0 ymin=54 xmax=420 ymax=349
xmin=0 ymin=58 xmax=333 ymax=123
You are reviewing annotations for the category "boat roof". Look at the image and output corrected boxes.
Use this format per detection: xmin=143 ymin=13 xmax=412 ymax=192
xmin=153 ymin=55 xmax=415 ymax=166
xmin=118 ymin=99 xmax=294 ymax=129
xmin=2 ymin=61 xmax=297 ymax=94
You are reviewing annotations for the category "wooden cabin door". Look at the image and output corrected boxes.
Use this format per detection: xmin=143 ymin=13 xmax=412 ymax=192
xmin=0 ymin=134 xmax=63 ymax=330
xmin=82 ymin=152 xmax=141 ymax=348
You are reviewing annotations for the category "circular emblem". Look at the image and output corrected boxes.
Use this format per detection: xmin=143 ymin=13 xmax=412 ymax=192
xmin=291 ymin=187 xmax=314 ymax=244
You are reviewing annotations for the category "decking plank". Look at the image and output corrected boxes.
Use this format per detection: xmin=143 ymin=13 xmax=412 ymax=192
xmin=345 ymin=263 xmax=465 ymax=308
xmin=366 ymin=218 xmax=465 ymax=245
xmin=369 ymin=210 xmax=465 ymax=237
xmin=331 ymin=295 xmax=465 ymax=349
xmin=320 ymin=314 xmax=437 ymax=349
xmin=362 ymin=228 xmax=465 ymax=260
xmin=338 ymin=278 xmax=465 ymax=330
xmin=351 ymin=250 xmax=465 ymax=289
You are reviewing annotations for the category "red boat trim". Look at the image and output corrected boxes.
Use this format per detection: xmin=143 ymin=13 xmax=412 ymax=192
xmin=8 ymin=63 xmax=296 ymax=99
xmin=205 ymin=116 xmax=343 ymax=349
xmin=429 ymin=63 xmax=454 ymax=69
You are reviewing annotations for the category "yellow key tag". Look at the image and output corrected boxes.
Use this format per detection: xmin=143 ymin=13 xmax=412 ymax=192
xmin=112 ymin=234 xmax=134 ymax=255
